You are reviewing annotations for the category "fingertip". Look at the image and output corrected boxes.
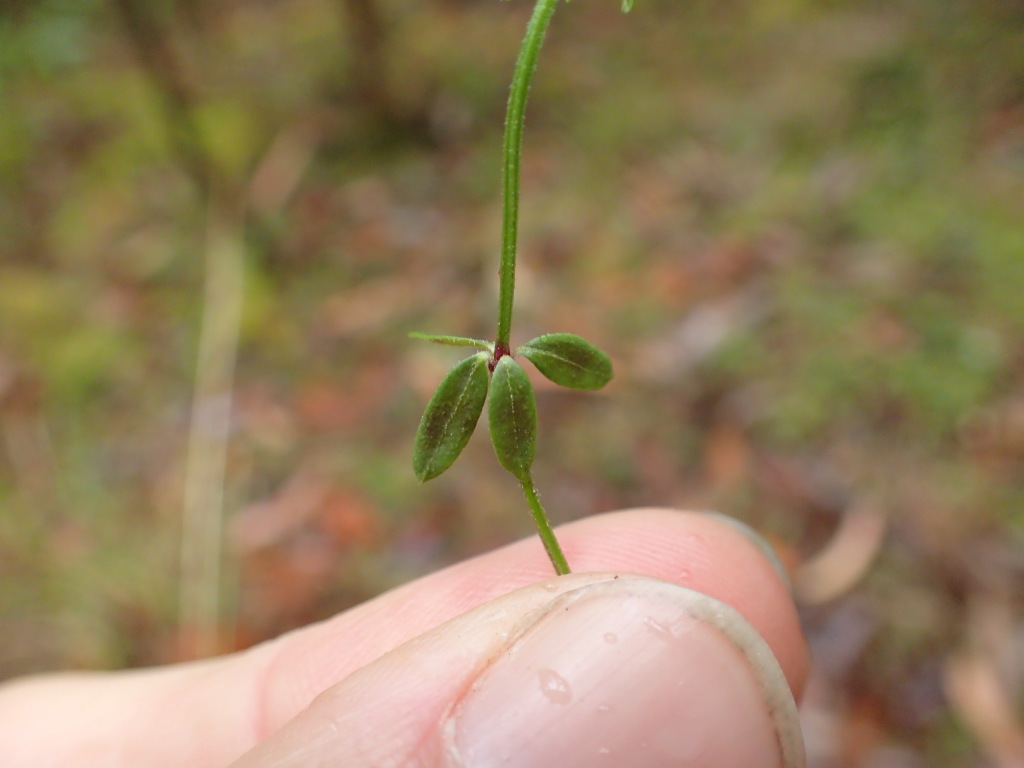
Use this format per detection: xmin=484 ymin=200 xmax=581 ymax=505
xmin=253 ymin=506 xmax=809 ymax=736
xmin=448 ymin=578 xmax=806 ymax=768
xmin=555 ymin=508 xmax=808 ymax=697
xmin=234 ymin=576 xmax=806 ymax=768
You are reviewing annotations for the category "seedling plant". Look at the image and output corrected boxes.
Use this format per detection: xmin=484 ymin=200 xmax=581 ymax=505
xmin=412 ymin=0 xmax=635 ymax=575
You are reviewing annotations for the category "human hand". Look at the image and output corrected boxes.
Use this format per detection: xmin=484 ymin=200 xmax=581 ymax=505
xmin=0 ymin=508 xmax=807 ymax=767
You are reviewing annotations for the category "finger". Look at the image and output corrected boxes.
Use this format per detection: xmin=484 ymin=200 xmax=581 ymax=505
xmin=253 ymin=508 xmax=805 ymax=729
xmin=0 ymin=508 xmax=806 ymax=768
xmin=232 ymin=574 xmax=805 ymax=768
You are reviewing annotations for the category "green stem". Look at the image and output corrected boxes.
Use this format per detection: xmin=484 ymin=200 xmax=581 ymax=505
xmin=496 ymin=0 xmax=560 ymax=352
xmin=520 ymin=474 xmax=571 ymax=574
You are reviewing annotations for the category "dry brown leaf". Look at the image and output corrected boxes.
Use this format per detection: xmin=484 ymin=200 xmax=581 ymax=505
xmin=795 ymin=501 xmax=887 ymax=605
xmin=945 ymin=649 xmax=1024 ymax=768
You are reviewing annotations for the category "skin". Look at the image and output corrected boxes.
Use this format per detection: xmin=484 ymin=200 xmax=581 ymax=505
xmin=0 ymin=508 xmax=808 ymax=767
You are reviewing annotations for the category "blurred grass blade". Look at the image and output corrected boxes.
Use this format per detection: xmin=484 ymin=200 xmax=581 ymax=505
xmin=413 ymin=353 xmax=490 ymax=482
xmin=409 ymin=332 xmax=494 ymax=351
xmin=488 ymin=356 xmax=537 ymax=481
xmin=518 ymin=332 xmax=613 ymax=390
xmin=622 ymin=0 xmax=635 ymax=11
xmin=179 ymin=198 xmax=244 ymax=660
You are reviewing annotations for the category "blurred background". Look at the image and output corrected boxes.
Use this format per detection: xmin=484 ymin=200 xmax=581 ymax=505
xmin=1 ymin=0 xmax=1023 ymax=765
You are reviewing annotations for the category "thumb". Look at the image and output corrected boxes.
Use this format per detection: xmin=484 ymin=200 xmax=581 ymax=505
xmin=231 ymin=574 xmax=805 ymax=768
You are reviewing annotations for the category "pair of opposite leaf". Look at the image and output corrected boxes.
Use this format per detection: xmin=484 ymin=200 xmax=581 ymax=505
xmin=412 ymin=333 xmax=613 ymax=484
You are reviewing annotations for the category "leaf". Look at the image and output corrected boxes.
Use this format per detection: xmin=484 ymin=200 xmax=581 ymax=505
xmin=413 ymin=353 xmax=490 ymax=482
xmin=622 ymin=0 xmax=635 ymax=11
xmin=408 ymin=332 xmax=493 ymax=351
xmin=488 ymin=356 xmax=537 ymax=482
xmin=518 ymin=333 xmax=613 ymax=390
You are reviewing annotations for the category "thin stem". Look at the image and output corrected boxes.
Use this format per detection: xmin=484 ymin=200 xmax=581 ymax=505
xmin=496 ymin=0 xmax=560 ymax=351
xmin=520 ymin=474 xmax=571 ymax=574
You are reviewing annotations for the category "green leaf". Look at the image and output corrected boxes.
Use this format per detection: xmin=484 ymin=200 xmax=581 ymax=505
xmin=621 ymin=0 xmax=635 ymax=11
xmin=518 ymin=333 xmax=613 ymax=390
xmin=413 ymin=353 xmax=490 ymax=482
xmin=408 ymin=332 xmax=493 ymax=351
xmin=488 ymin=356 xmax=537 ymax=482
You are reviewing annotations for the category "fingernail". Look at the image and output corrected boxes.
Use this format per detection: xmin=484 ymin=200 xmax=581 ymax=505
xmin=702 ymin=511 xmax=792 ymax=591
xmin=446 ymin=577 xmax=804 ymax=768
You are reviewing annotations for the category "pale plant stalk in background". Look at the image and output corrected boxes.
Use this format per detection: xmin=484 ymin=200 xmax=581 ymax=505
xmin=178 ymin=195 xmax=245 ymax=658
xmin=176 ymin=125 xmax=319 ymax=658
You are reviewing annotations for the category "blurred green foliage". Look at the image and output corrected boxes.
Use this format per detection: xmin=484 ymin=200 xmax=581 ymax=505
xmin=0 ymin=0 xmax=1022 ymax=762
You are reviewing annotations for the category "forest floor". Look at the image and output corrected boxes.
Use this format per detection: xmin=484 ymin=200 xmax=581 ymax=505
xmin=1 ymin=1 xmax=1023 ymax=766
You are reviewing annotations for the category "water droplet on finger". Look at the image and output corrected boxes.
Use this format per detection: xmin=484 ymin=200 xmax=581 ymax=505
xmin=537 ymin=669 xmax=572 ymax=704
